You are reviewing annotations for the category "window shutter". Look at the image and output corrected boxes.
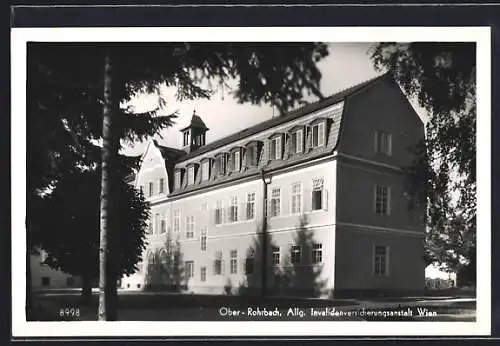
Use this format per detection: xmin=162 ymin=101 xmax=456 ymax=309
xmin=221 ymin=259 xmax=226 ymax=275
xmin=322 ymin=189 xmax=328 ymax=211
xmin=303 ymin=188 xmax=311 ymax=212
xmin=387 ymin=134 xmax=393 ymax=156
xmin=306 ymin=126 xmax=312 ymax=152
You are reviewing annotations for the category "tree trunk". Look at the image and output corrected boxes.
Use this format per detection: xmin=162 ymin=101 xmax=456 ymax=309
xmin=98 ymin=51 xmax=119 ymax=321
xmin=26 ymin=245 xmax=33 ymax=320
xmin=81 ymin=274 xmax=93 ymax=305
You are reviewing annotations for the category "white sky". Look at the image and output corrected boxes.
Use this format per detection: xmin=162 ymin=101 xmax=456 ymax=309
xmin=123 ymin=42 xmax=425 ymax=156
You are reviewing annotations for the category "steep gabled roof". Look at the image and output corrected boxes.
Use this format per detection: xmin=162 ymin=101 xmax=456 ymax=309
xmin=152 ymin=140 xmax=186 ymax=161
xmin=180 ymin=113 xmax=209 ymax=132
xmin=176 ymin=72 xmax=390 ymax=163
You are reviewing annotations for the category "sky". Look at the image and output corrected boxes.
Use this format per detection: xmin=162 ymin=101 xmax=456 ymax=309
xmin=123 ymin=42 xmax=423 ymax=156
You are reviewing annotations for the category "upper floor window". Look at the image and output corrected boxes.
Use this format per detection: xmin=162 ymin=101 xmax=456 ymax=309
xmin=147 ymin=220 xmax=153 ymax=234
xmin=148 ymin=181 xmax=154 ymax=197
xmin=246 ymin=192 xmax=256 ymax=220
xmin=232 ymin=150 xmax=241 ymax=172
xmin=291 ymin=182 xmax=301 ymax=214
xmin=201 ymin=160 xmax=210 ymax=181
xmin=290 ymin=128 xmax=304 ymax=154
xmin=229 ymin=196 xmax=239 ymax=223
xmin=139 ymin=185 xmax=144 ymax=195
xmin=312 ymin=178 xmax=327 ymax=211
xmin=201 ymin=227 xmax=207 ymax=251
xmin=187 ymin=165 xmax=195 ymax=185
xmin=375 ymin=184 xmax=391 ymax=216
xmin=160 ymin=214 xmax=166 ymax=234
xmin=374 ymin=245 xmax=389 ymax=276
xmin=183 ymin=131 xmax=190 ymax=147
xmin=185 ymin=215 xmax=195 ymax=239
xmin=154 ymin=213 xmax=160 ymax=234
xmin=270 ymin=187 xmax=281 ymax=217
xmin=174 ymin=171 xmax=181 ymax=190
xmin=270 ymin=136 xmax=282 ymax=160
xmin=311 ymin=122 xmax=325 ymax=148
xmin=159 ymin=178 xmax=165 ymax=194
xmin=215 ymin=200 xmax=223 ymax=225
xmin=173 ymin=210 xmax=180 ymax=232
xmin=375 ymin=130 xmax=392 ymax=155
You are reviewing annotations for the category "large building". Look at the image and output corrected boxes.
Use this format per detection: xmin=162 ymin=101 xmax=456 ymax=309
xmin=121 ymin=73 xmax=426 ymax=297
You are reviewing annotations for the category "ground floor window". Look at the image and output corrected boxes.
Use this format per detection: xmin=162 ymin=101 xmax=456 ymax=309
xmin=200 ymin=266 xmax=207 ymax=282
xmin=374 ymin=245 xmax=389 ymax=276
xmin=230 ymin=250 xmax=238 ymax=274
xmin=272 ymin=246 xmax=280 ymax=265
xmin=291 ymin=245 xmax=301 ymax=264
xmin=41 ymin=277 xmax=50 ymax=287
xmin=185 ymin=261 xmax=194 ymax=278
xmin=312 ymin=243 xmax=323 ymax=264
xmin=213 ymin=251 xmax=223 ymax=275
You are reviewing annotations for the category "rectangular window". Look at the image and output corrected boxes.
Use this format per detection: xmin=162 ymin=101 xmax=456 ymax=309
xmin=312 ymin=178 xmax=324 ymax=211
xmin=160 ymin=214 xmax=166 ymax=234
xmin=291 ymin=129 xmax=303 ymax=154
xmin=374 ymin=245 xmax=389 ymax=276
xmin=375 ymin=130 xmax=392 ymax=155
xmin=229 ymin=196 xmax=238 ymax=222
xmin=375 ymin=185 xmax=390 ymax=215
xmin=147 ymin=220 xmax=153 ymax=234
xmin=155 ymin=213 xmax=160 ymax=234
xmin=291 ymin=245 xmax=301 ymax=264
xmin=185 ymin=261 xmax=194 ymax=278
xmin=202 ymin=160 xmax=210 ymax=181
xmin=183 ymin=131 xmax=190 ymax=146
xmin=312 ymin=243 xmax=323 ymax=264
xmin=270 ymin=136 xmax=282 ymax=160
xmin=246 ymin=192 xmax=256 ymax=220
xmin=233 ymin=151 xmax=241 ymax=172
xmin=230 ymin=250 xmax=238 ymax=274
xmin=270 ymin=187 xmax=281 ymax=217
xmin=200 ymin=266 xmax=207 ymax=282
xmin=213 ymin=251 xmax=223 ymax=275
xmin=41 ymin=277 xmax=50 ymax=287
xmin=219 ymin=154 xmax=228 ymax=175
xmin=201 ymin=227 xmax=207 ymax=251
xmin=149 ymin=181 xmax=154 ymax=197
xmin=312 ymin=122 xmax=325 ymax=148
xmin=188 ymin=166 xmax=195 ymax=185
xmin=291 ymin=182 xmax=301 ymax=214
xmin=175 ymin=171 xmax=181 ymax=189
xmin=173 ymin=210 xmax=180 ymax=232
xmin=272 ymin=246 xmax=280 ymax=265
xmin=245 ymin=248 xmax=255 ymax=275
xmin=185 ymin=215 xmax=195 ymax=239
xmin=159 ymin=178 xmax=165 ymax=194
xmin=215 ymin=200 xmax=223 ymax=225
xmin=247 ymin=145 xmax=258 ymax=166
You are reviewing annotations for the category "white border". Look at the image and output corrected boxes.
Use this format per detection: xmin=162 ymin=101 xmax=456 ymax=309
xmin=11 ymin=26 xmax=491 ymax=337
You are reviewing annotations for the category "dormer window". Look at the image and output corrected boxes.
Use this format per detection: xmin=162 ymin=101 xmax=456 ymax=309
xmin=187 ymin=165 xmax=195 ymax=185
xmin=174 ymin=170 xmax=182 ymax=190
xmin=216 ymin=153 xmax=229 ymax=176
xmin=290 ymin=127 xmax=304 ymax=154
xmin=245 ymin=141 xmax=262 ymax=167
xmin=375 ymin=130 xmax=392 ymax=156
xmin=311 ymin=121 xmax=325 ymax=148
xmin=201 ymin=159 xmax=210 ymax=181
xmin=270 ymin=135 xmax=283 ymax=160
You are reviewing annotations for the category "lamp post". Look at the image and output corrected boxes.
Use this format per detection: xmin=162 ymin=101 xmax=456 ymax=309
xmin=260 ymin=170 xmax=271 ymax=296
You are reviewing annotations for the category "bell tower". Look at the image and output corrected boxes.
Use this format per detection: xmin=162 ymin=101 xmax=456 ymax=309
xmin=180 ymin=110 xmax=209 ymax=153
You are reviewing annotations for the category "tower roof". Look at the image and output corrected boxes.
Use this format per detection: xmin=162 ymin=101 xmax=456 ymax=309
xmin=180 ymin=111 xmax=209 ymax=132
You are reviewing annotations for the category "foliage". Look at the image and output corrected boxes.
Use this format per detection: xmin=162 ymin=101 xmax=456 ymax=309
xmin=35 ymin=169 xmax=150 ymax=280
xmin=371 ymin=43 xmax=476 ymax=277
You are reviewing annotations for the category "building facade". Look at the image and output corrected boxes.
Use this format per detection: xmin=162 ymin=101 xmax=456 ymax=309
xmin=121 ymin=73 xmax=426 ymax=297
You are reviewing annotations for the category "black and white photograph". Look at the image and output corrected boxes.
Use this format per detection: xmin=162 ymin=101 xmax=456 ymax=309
xmin=11 ymin=26 xmax=490 ymax=337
